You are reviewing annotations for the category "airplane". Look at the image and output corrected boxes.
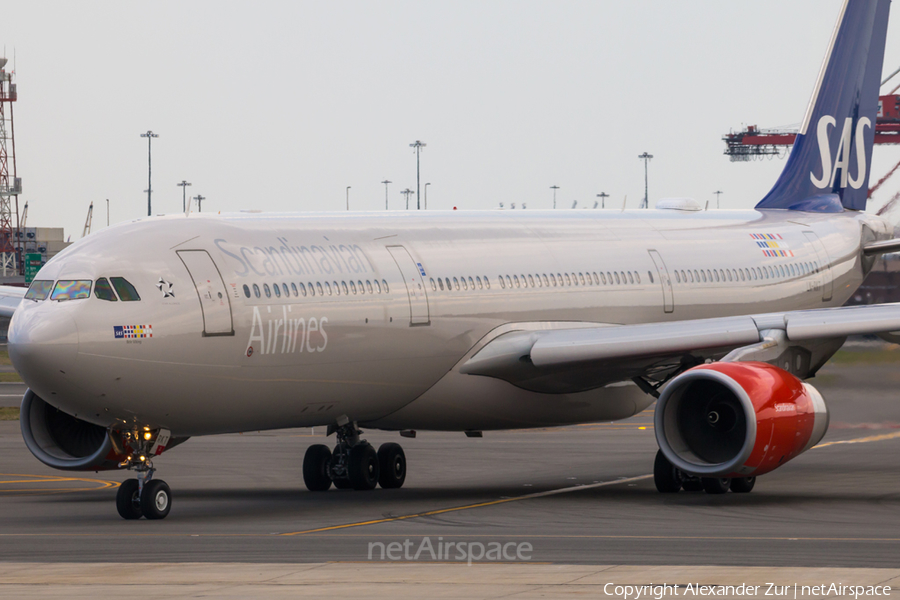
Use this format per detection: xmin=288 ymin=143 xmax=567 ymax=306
xmin=4 ymin=0 xmax=900 ymax=520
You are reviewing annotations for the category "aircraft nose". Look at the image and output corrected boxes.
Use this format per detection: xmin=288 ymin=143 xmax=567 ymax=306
xmin=9 ymin=304 xmax=79 ymax=388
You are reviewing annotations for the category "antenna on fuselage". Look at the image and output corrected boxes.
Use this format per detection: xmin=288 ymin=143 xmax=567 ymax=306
xmin=621 ymin=195 xmax=627 ymax=212
xmin=82 ymin=202 xmax=93 ymax=238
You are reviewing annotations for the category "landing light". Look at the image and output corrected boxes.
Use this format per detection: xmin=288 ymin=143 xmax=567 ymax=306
xmin=139 ymin=455 xmax=146 ymax=462
xmin=143 ymin=432 xmax=152 ymax=441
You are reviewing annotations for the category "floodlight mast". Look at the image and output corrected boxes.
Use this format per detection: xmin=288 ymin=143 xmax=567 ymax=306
xmin=140 ymin=130 xmax=159 ymax=216
xmin=410 ymin=140 xmax=426 ymax=210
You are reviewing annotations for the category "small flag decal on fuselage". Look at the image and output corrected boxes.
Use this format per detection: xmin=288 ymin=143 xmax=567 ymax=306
xmin=114 ymin=325 xmax=153 ymax=339
xmin=751 ymin=233 xmax=794 ymax=257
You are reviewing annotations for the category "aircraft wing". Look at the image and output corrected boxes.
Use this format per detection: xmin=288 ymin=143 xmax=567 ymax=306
xmin=0 ymin=285 xmax=28 ymax=318
xmin=459 ymin=303 xmax=900 ymax=394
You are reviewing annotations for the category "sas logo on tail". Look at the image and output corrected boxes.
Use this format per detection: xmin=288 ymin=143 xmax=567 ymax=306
xmin=810 ymin=115 xmax=871 ymax=190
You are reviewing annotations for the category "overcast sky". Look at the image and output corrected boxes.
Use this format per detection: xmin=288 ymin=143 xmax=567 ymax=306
xmin=2 ymin=0 xmax=899 ymax=238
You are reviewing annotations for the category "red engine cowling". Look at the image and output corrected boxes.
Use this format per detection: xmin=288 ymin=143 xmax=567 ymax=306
xmin=654 ymin=362 xmax=828 ymax=478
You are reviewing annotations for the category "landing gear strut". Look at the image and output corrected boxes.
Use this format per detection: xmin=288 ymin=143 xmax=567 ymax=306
xmin=115 ymin=429 xmax=172 ymax=520
xmin=302 ymin=421 xmax=407 ymax=492
xmin=653 ymin=450 xmax=754 ymax=495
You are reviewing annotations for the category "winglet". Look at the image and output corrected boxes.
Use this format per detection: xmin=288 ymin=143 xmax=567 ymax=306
xmin=756 ymin=0 xmax=890 ymax=212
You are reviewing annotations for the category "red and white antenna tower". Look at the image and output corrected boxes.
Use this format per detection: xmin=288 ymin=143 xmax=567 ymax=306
xmin=0 ymin=57 xmax=20 ymax=277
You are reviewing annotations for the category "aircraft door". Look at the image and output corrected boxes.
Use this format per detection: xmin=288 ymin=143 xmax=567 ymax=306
xmin=648 ymin=249 xmax=675 ymax=313
xmin=177 ymin=250 xmax=235 ymax=336
xmin=386 ymin=245 xmax=430 ymax=326
xmin=803 ymin=231 xmax=834 ymax=301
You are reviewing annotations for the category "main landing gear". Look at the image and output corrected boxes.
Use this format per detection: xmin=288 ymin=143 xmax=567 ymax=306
xmin=115 ymin=430 xmax=172 ymax=520
xmin=653 ymin=450 xmax=755 ymax=495
xmin=303 ymin=421 xmax=407 ymax=492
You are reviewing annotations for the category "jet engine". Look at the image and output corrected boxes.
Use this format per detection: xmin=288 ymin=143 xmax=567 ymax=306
xmin=654 ymin=362 xmax=828 ymax=478
xmin=20 ymin=390 xmax=129 ymax=471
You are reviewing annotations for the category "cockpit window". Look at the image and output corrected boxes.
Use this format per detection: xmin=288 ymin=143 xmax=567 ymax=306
xmin=110 ymin=277 xmax=141 ymax=301
xmin=94 ymin=278 xmax=118 ymax=302
xmin=50 ymin=280 xmax=92 ymax=301
xmin=25 ymin=280 xmax=54 ymax=301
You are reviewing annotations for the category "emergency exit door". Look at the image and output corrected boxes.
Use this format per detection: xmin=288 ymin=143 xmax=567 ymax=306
xmin=648 ymin=249 xmax=675 ymax=313
xmin=386 ymin=245 xmax=430 ymax=325
xmin=177 ymin=250 xmax=235 ymax=336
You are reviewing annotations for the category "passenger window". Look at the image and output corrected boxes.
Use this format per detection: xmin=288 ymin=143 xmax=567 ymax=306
xmin=468 ymin=276 xmax=475 ymax=289
xmin=513 ymin=275 xmax=520 ymax=288
xmin=565 ymin=274 xmax=571 ymax=286
xmin=274 ymin=284 xmax=281 ymax=298
xmin=701 ymin=270 xmax=707 ymax=283
xmin=499 ymin=276 xmax=506 ymax=289
xmin=341 ymin=281 xmax=349 ymax=295
xmin=264 ymin=284 xmax=272 ymax=298
xmin=110 ymin=278 xmax=141 ymax=301
xmin=620 ymin=271 xmax=626 ymax=284
xmin=519 ymin=274 xmax=526 ymax=287
xmin=366 ymin=280 xmax=373 ymax=294
xmin=454 ymin=277 xmax=461 ymax=290
xmin=476 ymin=276 xmax=483 ymax=289
xmin=726 ymin=270 xmax=732 ymax=282
xmin=94 ymin=278 xmax=118 ymax=302
xmin=25 ymin=280 xmax=54 ymax=301
xmin=483 ymin=276 xmax=490 ymax=290
xmin=299 ymin=282 xmax=307 ymax=297
xmin=579 ymin=273 xmax=585 ymax=285
xmin=351 ymin=281 xmax=358 ymax=294
xmin=253 ymin=283 xmax=261 ymax=298
xmin=291 ymin=283 xmax=298 ymax=296
xmin=374 ymin=280 xmax=381 ymax=294
xmin=627 ymin=272 xmax=634 ymax=284
xmin=51 ymin=280 xmax=92 ymax=301
xmin=528 ymin=274 xmax=535 ymax=287
xmin=317 ymin=282 xmax=325 ymax=295
xmin=592 ymin=272 xmax=599 ymax=285
xmin=675 ymin=271 xmax=681 ymax=284
xmin=438 ymin=278 xmax=445 ymax=290
xmin=283 ymin=283 xmax=290 ymax=297
xmin=312 ymin=282 xmax=320 ymax=296
xmin=614 ymin=272 xmax=620 ymax=284
xmin=243 ymin=284 xmax=251 ymax=298
xmin=635 ymin=271 xmax=641 ymax=284
xmin=332 ymin=281 xmax=340 ymax=295
xmin=358 ymin=280 xmax=365 ymax=294
xmin=461 ymin=277 xmax=468 ymax=291
xmin=430 ymin=278 xmax=436 ymax=291
xmin=382 ymin=279 xmax=389 ymax=293
xmin=647 ymin=271 xmax=654 ymax=284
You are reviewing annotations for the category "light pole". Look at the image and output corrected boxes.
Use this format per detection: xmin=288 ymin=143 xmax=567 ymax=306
xmin=550 ymin=185 xmax=559 ymax=209
xmin=424 ymin=182 xmax=430 ymax=210
xmin=638 ymin=152 xmax=653 ymax=209
xmin=381 ymin=180 xmax=391 ymax=210
xmin=140 ymin=130 xmax=158 ymax=216
xmin=194 ymin=194 xmax=205 ymax=213
xmin=597 ymin=192 xmax=609 ymax=209
xmin=401 ymin=188 xmax=414 ymax=210
xmin=177 ymin=180 xmax=192 ymax=213
xmin=106 ymin=198 xmax=109 ymax=226
xmin=714 ymin=190 xmax=723 ymax=209
xmin=346 ymin=186 xmax=351 ymax=211
xmin=410 ymin=140 xmax=426 ymax=210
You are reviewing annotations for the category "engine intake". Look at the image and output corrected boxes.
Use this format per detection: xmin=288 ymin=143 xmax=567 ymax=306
xmin=655 ymin=362 xmax=828 ymax=478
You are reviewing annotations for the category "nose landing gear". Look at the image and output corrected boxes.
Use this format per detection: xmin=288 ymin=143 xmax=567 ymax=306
xmin=114 ymin=428 xmax=173 ymax=520
xmin=302 ymin=420 xmax=407 ymax=492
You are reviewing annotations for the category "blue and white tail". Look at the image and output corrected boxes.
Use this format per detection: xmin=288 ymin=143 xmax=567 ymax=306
xmin=756 ymin=0 xmax=890 ymax=212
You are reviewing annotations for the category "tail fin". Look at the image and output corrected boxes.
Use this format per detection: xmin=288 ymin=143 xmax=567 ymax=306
xmin=756 ymin=0 xmax=890 ymax=212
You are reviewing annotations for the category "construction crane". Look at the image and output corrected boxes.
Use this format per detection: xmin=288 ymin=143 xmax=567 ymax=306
xmin=82 ymin=202 xmax=93 ymax=238
xmin=725 ymin=65 xmax=900 ymax=161
xmin=723 ymin=93 xmax=900 ymax=161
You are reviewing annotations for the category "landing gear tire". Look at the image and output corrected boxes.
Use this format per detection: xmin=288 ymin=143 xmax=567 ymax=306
xmin=653 ymin=449 xmax=682 ymax=493
xmin=702 ymin=477 xmax=730 ymax=495
xmin=333 ymin=478 xmax=353 ymax=489
xmin=303 ymin=444 xmax=333 ymax=491
xmin=140 ymin=479 xmax=172 ymax=520
xmin=377 ymin=443 xmax=407 ymax=489
xmin=116 ymin=479 xmax=142 ymax=520
xmin=348 ymin=443 xmax=379 ymax=491
xmin=730 ymin=476 xmax=756 ymax=493
xmin=681 ymin=478 xmax=704 ymax=492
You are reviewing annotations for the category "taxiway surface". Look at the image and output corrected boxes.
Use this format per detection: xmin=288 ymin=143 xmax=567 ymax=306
xmin=1 ymin=350 xmax=899 ymax=568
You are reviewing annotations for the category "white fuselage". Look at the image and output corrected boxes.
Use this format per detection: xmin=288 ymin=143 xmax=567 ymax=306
xmin=8 ymin=208 xmax=889 ymax=437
